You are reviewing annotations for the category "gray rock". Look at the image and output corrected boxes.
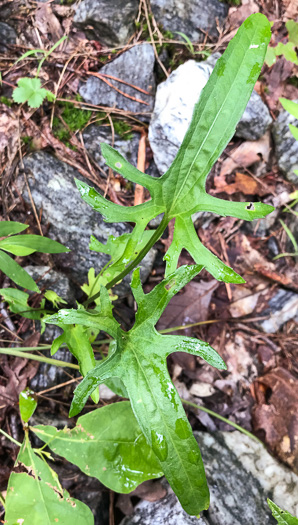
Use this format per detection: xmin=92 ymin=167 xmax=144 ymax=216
xmin=235 ymin=90 xmax=273 ymax=140
xmin=80 ymin=44 xmax=156 ymax=121
xmin=30 ymin=345 xmax=75 ymax=391
xmin=0 ymin=22 xmax=17 ymax=52
xmin=258 ymin=288 xmax=298 ymax=333
xmin=20 ymin=152 xmax=129 ymax=284
xmin=272 ymin=103 xmax=298 ymax=183
xmin=23 ymin=265 xmax=76 ymax=305
xmin=73 ymin=0 xmax=138 ymax=47
xmin=82 ymin=126 xmax=140 ymax=176
xmin=149 ymin=56 xmax=272 ymax=175
xmin=20 ymin=152 xmax=156 ymax=294
xmin=150 ymin=0 xmax=228 ymax=43
xmin=121 ymin=431 xmax=298 ymax=525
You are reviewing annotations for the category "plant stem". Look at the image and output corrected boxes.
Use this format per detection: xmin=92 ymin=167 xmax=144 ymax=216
xmin=182 ymin=399 xmax=262 ymax=444
xmin=0 ymin=492 xmax=5 ymax=509
xmin=0 ymin=428 xmax=22 ymax=447
xmin=0 ymin=348 xmax=79 ymax=369
xmin=84 ymin=214 xmax=169 ymax=307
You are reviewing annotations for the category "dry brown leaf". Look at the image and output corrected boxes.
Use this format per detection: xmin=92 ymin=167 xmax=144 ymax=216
xmin=35 ymin=5 xmax=63 ymax=41
xmin=157 ymin=279 xmax=218 ymax=333
xmin=215 ymin=172 xmax=260 ymax=195
xmin=0 ymin=104 xmax=19 ymax=157
xmin=219 ymin=133 xmax=270 ymax=178
xmin=252 ymin=367 xmax=298 ymax=472
xmin=283 ymin=0 xmax=298 ymax=20
xmin=0 ymin=357 xmax=38 ymax=413
xmin=228 ymin=1 xmax=259 ymax=29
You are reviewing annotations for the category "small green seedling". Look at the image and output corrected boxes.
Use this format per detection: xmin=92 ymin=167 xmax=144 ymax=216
xmin=12 ymin=35 xmax=67 ymax=109
xmin=265 ymin=20 xmax=298 ymax=67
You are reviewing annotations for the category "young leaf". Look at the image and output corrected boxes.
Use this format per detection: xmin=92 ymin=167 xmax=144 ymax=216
xmin=0 ymin=251 xmax=39 ymax=292
xmin=44 ymin=290 xmax=67 ymax=308
xmin=19 ymin=388 xmax=37 ymax=423
xmin=82 ymin=230 xmax=155 ymax=302
xmin=267 ymin=499 xmax=298 ymax=524
xmin=5 ymin=438 xmax=94 ymax=525
xmin=76 ymin=14 xmax=273 ymax=285
xmin=13 ymin=77 xmax=55 ymax=108
xmin=47 ymin=265 xmax=227 ymax=515
xmin=0 ymin=221 xmax=28 ymax=236
xmin=51 ymin=324 xmax=99 ymax=403
xmin=32 ymin=401 xmax=163 ymax=493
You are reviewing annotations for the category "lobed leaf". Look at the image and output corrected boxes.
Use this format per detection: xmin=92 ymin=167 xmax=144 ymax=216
xmin=13 ymin=77 xmax=55 ymax=108
xmin=47 ymin=266 xmax=226 ymax=515
xmin=267 ymin=499 xmax=298 ymax=525
xmin=76 ymin=14 xmax=273 ymax=284
xmin=33 ymin=401 xmax=163 ymax=493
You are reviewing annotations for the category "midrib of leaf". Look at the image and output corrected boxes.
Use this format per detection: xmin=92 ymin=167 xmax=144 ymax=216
xmin=126 ymin=341 xmax=199 ymax=501
xmin=34 ymin=431 xmax=142 ymax=445
xmin=168 ymin=28 xmax=259 ymax=214
xmin=27 ymin=443 xmax=52 ymax=525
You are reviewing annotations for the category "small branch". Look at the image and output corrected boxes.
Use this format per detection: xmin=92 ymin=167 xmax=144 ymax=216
xmin=182 ymin=399 xmax=262 ymax=444
xmin=0 ymin=348 xmax=79 ymax=369
xmin=0 ymin=428 xmax=22 ymax=447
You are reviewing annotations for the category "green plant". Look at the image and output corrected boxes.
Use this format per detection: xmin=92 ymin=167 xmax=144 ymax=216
xmin=0 ymin=221 xmax=69 ymax=291
xmin=12 ymin=35 xmax=67 ymax=109
xmin=265 ymin=20 xmax=298 ymax=67
xmin=268 ymin=499 xmax=298 ymax=524
xmin=1 ymin=13 xmax=276 ymax=523
xmin=273 ymin=219 xmax=298 ymax=260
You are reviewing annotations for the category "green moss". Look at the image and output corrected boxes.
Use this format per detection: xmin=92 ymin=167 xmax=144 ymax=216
xmin=52 ymin=98 xmax=92 ymax=149
xmin=21 ymin=136 xmax=32 ymax=144
xmin=113 ymin=120 xmax=134 ymax=140
xmin=0 ymin=96 xmax=13 ymax=107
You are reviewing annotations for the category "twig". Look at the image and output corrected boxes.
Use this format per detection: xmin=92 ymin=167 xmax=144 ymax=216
xmin=142 ymin=0 xmax=169 ymax=78
xmin=87 ymin=72 xmax=151 ymax=95
xmin=86 ymin=72 xmax=149 ymax=105
xmin=24 ymin=173 xmax=43 ymax=236
xmin=134 ymin=131 xmax=146 ymax=206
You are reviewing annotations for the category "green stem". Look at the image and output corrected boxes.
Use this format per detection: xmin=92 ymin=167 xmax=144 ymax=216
xmin=84 ymin=214 xmax=169 ymax=307
xmin=36 ymin=35 xmax=67 ymax=76
xmin=160 ymin=319 xmax=219 ymax=334
xmin=0 ymin=492 xmax=5 ymax=509
xmin=0 ymin=348 xmax=79 ymax=369
xmin=0 ymin=428 xmax=22 ymax=447
xmin=182 ymin=399 xmax=262 ymax=444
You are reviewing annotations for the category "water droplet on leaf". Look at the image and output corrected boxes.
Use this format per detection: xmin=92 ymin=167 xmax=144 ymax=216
xmin=151 ymin=430 xmax=168 ymax=461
